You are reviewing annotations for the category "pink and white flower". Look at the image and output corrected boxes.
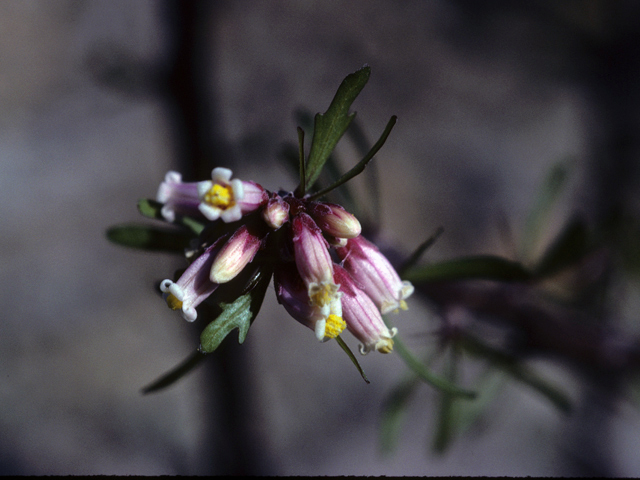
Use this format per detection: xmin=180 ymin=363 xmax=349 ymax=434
xmin=274 ymin=262 xmax=345 ymax=341
xmin=197 ymin=168 xmax=267 ymax=222
xmin=159 ymin=236 xmax=227 ymax=322
xmin=156 ymin=171 xmax=202 ymax=222
xmin=334 ymin=265 xmax=397 ymax=354
xmin=337 ymin=235 xmax=414 ymax=314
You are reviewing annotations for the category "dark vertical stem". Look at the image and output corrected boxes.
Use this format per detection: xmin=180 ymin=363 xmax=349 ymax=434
xmin=566 ymin=5 xmax=640 ymax=477
xmin=159 ymin=0 xmax=227 ymax=180
xmin=157 ymin=1 xmax=274 ymax=474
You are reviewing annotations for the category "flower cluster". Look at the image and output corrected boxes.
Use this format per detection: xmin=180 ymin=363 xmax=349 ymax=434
xmin=156 ymin=167 xmax=414 ymax=354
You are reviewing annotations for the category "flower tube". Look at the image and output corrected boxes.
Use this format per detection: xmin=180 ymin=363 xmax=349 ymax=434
xmin=159 ymin=236 xmax=227 ymax=322
xmin=274 ymin=262 xmax=345 ymax=341
xmin=156 ymin=171 xmax=203 ymax=222
xmin=336 ymin=235 xmax=414 ymax=314
xmin=334 ymin=265 xmax=397 ymax=354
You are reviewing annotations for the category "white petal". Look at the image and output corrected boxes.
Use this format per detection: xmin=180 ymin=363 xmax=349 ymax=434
xmin=198 ymin=203 xmax=222 ymax=221
xmin=211 ymin=167 xmax=233 ymax=183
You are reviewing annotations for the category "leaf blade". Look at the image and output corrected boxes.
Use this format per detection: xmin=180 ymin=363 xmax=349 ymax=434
xmin=106 ymin=224 xmax=192 ymax=253
xmin=198 ymin=269 xmax=272 ymax=354
xmin=403 ymin=255 xmax=532 ymax=283
xmin=304 ymin=66 xmax=371 ymax=191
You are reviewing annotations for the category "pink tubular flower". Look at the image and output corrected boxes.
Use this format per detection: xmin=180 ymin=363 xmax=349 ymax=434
xmin=196 ymin=167 xmax=268 ymax=222
xmin=156 ymin=171 xmax=203 ymax=222
xmin=336 ymin=235 xmax=414 ymax=314
xmin=209 ymin=225 xmax=263 ymax=284
xmin=274 ymin=263 xmax=345 ymax=341
xmin=286 ymin=212 xmax=347 ymax=340
xmin=292 ymin=212 xmax=334 ymax=286
xmin=307 ymin=201 xmax=361 ymax=240
xmin=159 ymin=236 xmax=227 ymax=322
xmin=334 ymin=265 xmax=397 ymax=354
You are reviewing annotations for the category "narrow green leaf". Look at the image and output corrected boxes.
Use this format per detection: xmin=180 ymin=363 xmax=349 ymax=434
xmin=141 ymin=350 xmax=206 ymax=394
xmin=137 ymin=198 xmax=164 ymax=219
xmin=391 ymin=333 xmax=476 ymax=398
xmin=380 ymin=376 xmax=420 ymax=454
xmin=520 ymin=160 xmax=573 ymax=261
xmin=304 ymin=66 xmax=371 ymax=191
xmin=533 ymin=216 xmax=590 ymax=278
xmin=137 ymin=198 xmax=205 ymax=235
xmin=198 ymin=269 xmax=272 ymax=353
xmin=403 ymin=255 xmax=532 ymax=283
xmin=460 ymin=333 xmax=572 ymax=413
xmin=455 ymin=368 xmax=505 ymax=433
xmin=335 ymin=335 xmax=370 ymax=384
xmin=343 ymin=116 xmax=382 ymax=228
xmin=290 ymin=107 xmax=360 ymax=215
xmin=106 ymin=224 xmax=191 ymax=253
xmin=399 ymin=227 xmax=445 ymax=275
xmin=432 ymin=345 xmax=460 ymax=453
xmin=309 ymin=115 xmax=397 ymax=200
xmin=296 ymin=127 xmax=306 ymax=196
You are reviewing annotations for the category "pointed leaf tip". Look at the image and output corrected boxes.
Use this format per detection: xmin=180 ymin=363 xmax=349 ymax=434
xmin=304 ymin=66 xmax=371 ymax=192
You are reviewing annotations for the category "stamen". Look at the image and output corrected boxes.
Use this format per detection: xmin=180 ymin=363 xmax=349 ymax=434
xmin=375 ymin=338 xmax=394 ymax=354
xmin=165 ymin=293 xmax=183 ymax=311
xmin=308 ymin=282 xmax=340 ymax=308
xmin=324 ymin=314 xmax=346 ymax=338
xmin=203 ymin=183 xmax=234 ymax=209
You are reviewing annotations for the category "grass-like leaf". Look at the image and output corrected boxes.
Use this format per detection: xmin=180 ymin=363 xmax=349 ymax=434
xmin=432 ymin=345 xmax=460 ymax=453
xmin=335 ymin=335 xmax=370 ymax=384
xmin=402 ymin=255 xmax=532 ymax=283
xmin=520 ymin=160 xmax=573 ymax=262
xmin=533 ymin=216 xmax=590 ymax=278
xmin=304 ymin=65 xmax=371 ymax=192
xmin=379 ymin=375 xmax=420 ymax=454
xmin=297 ymin=126 xmax=306 ymax=196
xmin=390 ymin=331 xmax=476 ymax=399
xmin=399 ymin=227 xmax=445 ymax=275
xmin=141 ymin=350 xmax=206 ymax=394
xmin=309 ymin=115 xmax=397 ymax=201
xmin=460 ymin=333 xmax=572 ymax=414
xmin=137 ymin=198 xmax=205 ymax=235
xmin=106 ymin=224 xmax=192 ymax=253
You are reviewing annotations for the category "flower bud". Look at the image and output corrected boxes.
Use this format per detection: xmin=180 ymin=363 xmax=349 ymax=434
xmin=262 ymin=193 xmax=290 ymax=229
xmin=307 ymin=201 xmax=361 ymax=239
xmin=336 ymin=236 xmax=414 ymax=314
xmin=334 ymin=265 xmax=397 ymax=354
xmin=209 ymin=225 xmax=262 ymax=283
xmin=291 ymin=212 xmax=334 ymax=286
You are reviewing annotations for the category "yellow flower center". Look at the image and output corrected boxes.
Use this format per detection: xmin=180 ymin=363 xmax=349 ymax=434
xmin=203 ymin=183 xmax=234 ymax=209
xmin=165 ymin=293 xmax=183 ymax=311
xmin=324 ymin=314 xmax=346 ymax=338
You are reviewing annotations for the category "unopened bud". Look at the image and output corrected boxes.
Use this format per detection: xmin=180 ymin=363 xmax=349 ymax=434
xmin=307 ymin=201 xmax=361 ymax=239
xmin=262 ymin=194 xmax=290 ymax=229
xmin=210 ymin=225 xmax=262 ymax=283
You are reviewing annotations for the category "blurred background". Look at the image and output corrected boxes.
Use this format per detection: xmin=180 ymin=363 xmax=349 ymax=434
xmin=3 ymin=0 xmax=640 ymax=475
